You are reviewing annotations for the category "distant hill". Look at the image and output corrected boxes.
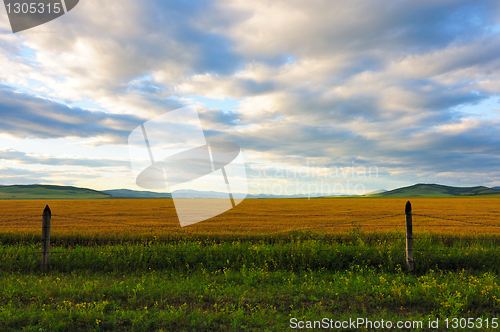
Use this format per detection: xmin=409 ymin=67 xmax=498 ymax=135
xmin=104 ymin=189 xmax=239 ymax=199
xmin=104 ymin=188 xmax=311 ymax=199
xmin=3 ymin=183 xmax=499 ymax=200
xmin=170 ymin=189 xmax=229 ymax=198
xmin=170 ymin=189 xmax=302 ymax=199
xmin=0 ymin=184 xmax=110 ymax=199
xmin=370 ymin=183 xmax=500 ymax=197
xmin=0 ymin=184 xmax=308 ymax=199
xmin=365 ymin=189 xmax=387 ymax=196
xmin=248 ymin=193 xmax=306 ymax=198
xmin=102 ymin=189 xmax=171 ymax=198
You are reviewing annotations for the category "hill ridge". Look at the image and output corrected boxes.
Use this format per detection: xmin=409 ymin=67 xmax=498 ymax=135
xmin=0 ymin=184 xmax=110 ymax=199
xmin=1 ymin=183 xmax=499 ymax=199
xmin=370 ymin=183 xmax=500 ymax=197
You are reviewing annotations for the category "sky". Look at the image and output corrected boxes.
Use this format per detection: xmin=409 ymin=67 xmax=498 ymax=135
xmin=1 ymin=0 xmax=500 ymax=196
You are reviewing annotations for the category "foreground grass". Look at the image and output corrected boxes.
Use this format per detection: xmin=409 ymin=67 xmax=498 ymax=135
xmin=1 ymin=237 xmax=500 ymax=331
xmin=1 ymin=268 xmax=499 ymax=331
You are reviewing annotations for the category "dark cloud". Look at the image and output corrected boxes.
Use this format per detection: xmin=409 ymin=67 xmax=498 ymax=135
xmin=145 ymin=0 xmax=247 ymax=75
xmin=0 ymin=85 xmax=144 ymax=144
xmin=245 ymin=1 xmax=499 ymax=58
xmin=198 ymin=108 xmax=240 ymax=128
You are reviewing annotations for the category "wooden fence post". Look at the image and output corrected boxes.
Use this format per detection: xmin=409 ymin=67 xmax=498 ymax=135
xmin=405 ymin=201 xmax=414 ymax=272
xmin=41 ymin=205 xmax=51 ymax=272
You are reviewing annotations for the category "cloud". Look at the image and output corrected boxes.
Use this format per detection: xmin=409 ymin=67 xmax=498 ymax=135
xmin=0 ymin=167 xmax=54 ymax=185
xmin=0 ymin=148 xmax=130 ymax=168
xmin=0 ymin=165 xmax=118 ymax=187
xmin=220 ymin=0 xmax=499 ymax=57
xmin=0 ymin=85 xmax=143 ymax=144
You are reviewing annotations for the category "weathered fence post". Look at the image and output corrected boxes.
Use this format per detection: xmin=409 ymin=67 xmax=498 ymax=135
xmin=405 ymin=201 xmax=414 ymax=272
xmin=41 ymin=205 xmax=51 ymax=272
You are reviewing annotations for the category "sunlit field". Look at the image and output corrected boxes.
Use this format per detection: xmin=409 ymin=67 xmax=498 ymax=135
xmin=1 ymin=197 xmax=500 ymax=245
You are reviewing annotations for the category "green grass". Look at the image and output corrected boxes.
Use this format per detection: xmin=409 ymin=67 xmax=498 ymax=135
xmin=0 ymin=184 xmax=110 ymax=199
xmin=2 ymin=238 xmax=500 ymax=274
xmin=5 ymin=227 xmax=500 ymax=247
xmin=1 ymin=268 xmax=500 ymax=331
xmin=1 ymin=233 xmax=500 ymax=331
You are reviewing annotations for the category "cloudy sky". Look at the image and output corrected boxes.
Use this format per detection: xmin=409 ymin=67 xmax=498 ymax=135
xmin=1 ymin=0 xmax=500 ymax=195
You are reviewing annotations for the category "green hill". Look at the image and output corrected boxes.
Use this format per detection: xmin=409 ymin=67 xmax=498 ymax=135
xmin=370 ymin=183 xmax=500 ymax=197
xmin=0 ymin=184 xmax=111 ymax=199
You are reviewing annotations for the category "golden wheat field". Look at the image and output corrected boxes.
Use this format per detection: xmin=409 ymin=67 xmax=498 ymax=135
xmin=1 ymin=197 xmax=499 ymax=240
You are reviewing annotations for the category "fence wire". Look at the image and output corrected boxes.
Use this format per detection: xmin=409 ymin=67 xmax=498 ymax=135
xmin=413 ymin=213 xmax=500 ymax=228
